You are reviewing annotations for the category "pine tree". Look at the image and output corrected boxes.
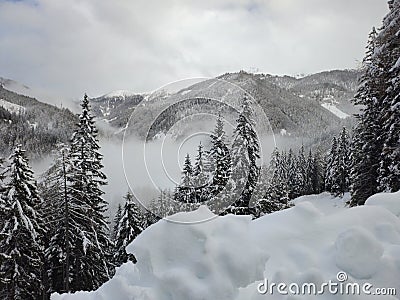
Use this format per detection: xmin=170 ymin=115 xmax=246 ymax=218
xmin=378 ymin=0 xmax=400 ymax=192
xmin=325 ymin=137 xmax=338 ymax=193
xmin=67 ymin=94 xmax=111 ymax=291
xmin=332 ymin=127 xmax=351 ymax=196
xmin=112 ymin=204 xmax=123 ymax=241
xmin=226 ymin=96 xmax=260 ymax=215
xmin=113 ymin=192 xmax=144 ymax=267
xmin=192 ymin=143 xmax=210 ymax=202
xmin=286 ymin=149 xmax=300 ymax=199
xmin=304 ymin=149 xmax=315 ymax=195
xmin=255 ymin=148 xmax=289 ymax=216
xmin=209 ymin=115 xmax=231 ymax=196
xmin=175 ymin=154 xmax=196 ymax=204
xmin=350 ymin=1 xmax=400 ymax=205
xmin=311 ymin=149 xmax=325 ymax=194
xmin=0 ymin=145 xmax=44 ymax=299
xmin=349 ymin=26 xmax=382 ymax=206
xmin=41 ymin=144 xmax=74 ymax=294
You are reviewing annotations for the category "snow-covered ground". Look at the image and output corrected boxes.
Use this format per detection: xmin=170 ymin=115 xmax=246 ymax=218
xmin=321 ymin=103 xmax=350 ymax=119
xmin=0 ymin=98 xmax=26 ymax=115
xmin=53 ymin=191 xmax=400 ymax=300
xmin=103 ymin=90 xmax=137 ymax=99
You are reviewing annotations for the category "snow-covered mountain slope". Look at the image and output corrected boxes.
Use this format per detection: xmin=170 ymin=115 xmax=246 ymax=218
xmin=0 ymin=98 xmax=26 ymax=114
xmin=0 ymin=76 xmax=69 ymax=109
xmin=0 ymin=85 xmax=77 ymax=159
xmin=90 ymin=90 xmax=144 ymax=128
xmin=321 ymin=102 xmax=350 ymax=119
xmin=89 ymin=69 xmax=357 ymax=151
xmin=53 ymin=191 xmax=400 ymax=300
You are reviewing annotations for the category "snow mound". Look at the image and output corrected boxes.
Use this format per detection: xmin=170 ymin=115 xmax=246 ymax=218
xmin=53 ymin=193 xmax=400 ymax=300
xmin=334 ymin=227 xmax=384 ymax=279
xmin=365 ymin=190 xmax=400 ymax=217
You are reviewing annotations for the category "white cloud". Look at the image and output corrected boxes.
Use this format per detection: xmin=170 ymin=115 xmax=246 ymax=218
xmin=0 ymin=0 xmax=389 ymax=103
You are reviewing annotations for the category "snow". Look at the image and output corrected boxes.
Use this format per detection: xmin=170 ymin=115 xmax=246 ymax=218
xmin=365 ymin=190 xmax=400 ymax=217
xmin=53 ymin=192 xmax=400 ymax=300
xmin=321 ymin=103 xmax=350 ymax=119
xmin=0 ymin=98 xmax=26 ymax=115
xmin=104 ymin=90 xmax=136 ymax=99
xmin=180 ymin=89 xmax=192 ymax=95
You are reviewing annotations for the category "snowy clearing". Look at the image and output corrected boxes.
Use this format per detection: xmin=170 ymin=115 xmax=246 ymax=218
xmin=53 ymin=191 xmax=400 ymax=300
xmin=0 ymin=98 xmax=26 ymax=115
xmin=104 ymin=90 xmax=136 ymax=98
xmin=321 ymin=103 xmax=350 ymax=119
xmin=180 ymin=89 xmax=192 ymax=95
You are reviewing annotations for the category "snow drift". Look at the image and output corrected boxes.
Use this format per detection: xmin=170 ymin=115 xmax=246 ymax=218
xmin=53 ymin=191 xmax=400 ymax=300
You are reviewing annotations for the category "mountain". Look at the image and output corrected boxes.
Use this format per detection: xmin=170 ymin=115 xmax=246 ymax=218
xmin=90 ymin=90 xmax=144 ymax=128
xmin=265 ymin=69 xmax=361 ymax=117
xmin=0 ymin=69 xmax=360 ymax=159
xmin=0 ymin=83 xmax=77 ymax=159
xmin=94 ymin=69 xmax=359 ymax=150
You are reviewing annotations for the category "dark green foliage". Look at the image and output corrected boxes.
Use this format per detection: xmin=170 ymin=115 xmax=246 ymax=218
xmin=350 ymin=2 xmax=400 ymax=205
xmin=113 ymin=192 xmax=145 ymax=267
xmin=0 ymin=146 xmax=44 ymax=299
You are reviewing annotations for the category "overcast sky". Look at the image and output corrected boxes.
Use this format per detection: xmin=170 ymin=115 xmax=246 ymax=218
xmin=0 ymin=0 xmax=389 ymax=101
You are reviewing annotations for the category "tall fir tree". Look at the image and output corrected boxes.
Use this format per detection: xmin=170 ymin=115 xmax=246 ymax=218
xmin=41 ymin=144 xmax=74 ymax=295
xmin=331 ymin=127 xmax=350 ymax=196
xmin=325 ymin=136 xmax=338 ymax=193
xmin=350 ymin=1 xmax=400 ymax=205
xmin=226 ymin=96 xmax=260 ymax=215
xmin=209 ymin=115 xmax=231 ymax=196
xmin=112 ymin=204 xmax=123 ymax=241
xmin=311 ymin=149 xmax=325 ymax=194
xmin=175 ymin=153 xmax=196 ymax=204
xmin=255 ymin=148 xmax=289 ymax=216
xmin=192 ymin=143 xmax=210 ymax=202
xmin=113 ymin=192 xmax=144 ymax=267
xmin=0 ymin=145 xmax=44 ymax=299
xmin=378 ymin=0 xmax=400 ymax=192
xmin=66 ymin=94 xmax=112 ymax=291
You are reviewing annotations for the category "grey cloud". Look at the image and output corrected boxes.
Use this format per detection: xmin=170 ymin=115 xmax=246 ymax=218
xmin=0 ymin=0 xmax=389 ymax=104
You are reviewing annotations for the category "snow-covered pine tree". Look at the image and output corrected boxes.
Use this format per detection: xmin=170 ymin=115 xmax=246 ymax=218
xmin=325 ymin=136 xmax=338 ymax=193
xmin=332 ymin=127 xmax=350 ymax=196
xmin=378 ymin=0 xmax=400 ymax=192
xmin=67 ymin=94 xmax=111 ymax=291
xmin=295 ymin=145 xmax=307 ymax=197
xmin=255 ymin=148 xmax=288 ymax=216
xmin=112 ymin=204 xmax=123 ymax=241
xmin=175 ymin=154 xmax=196 ymax=203
xmin=41 ymin=144 xmax=74 ymax=294
xmin=113 ymin=191 xmax=144 ymax=267
xmin=209 ymin=115 xmax=231 ymax=196
xmin=0 ymin=145 xmax=44 ymax=299
xmin=350 ymin=0 xmax=400 ymax=205
xmin=311 ymin=149 xmax=325 ymax=194
xmin=286 ymin=149 xmax=301 ymax=199
xmin=192 ymin=143 xmax=210 ymax=202
xmin=304 ymin=149 xmax=315 ymax=195
xmin=226 ymin=96 xmax=260 ymax=216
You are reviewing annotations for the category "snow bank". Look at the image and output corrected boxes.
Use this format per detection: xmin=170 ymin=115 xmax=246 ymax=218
xmin=365 ymin=190 xmax=400 ymax=217
xmin=53 ymin=193 xmax=400 ymax=300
